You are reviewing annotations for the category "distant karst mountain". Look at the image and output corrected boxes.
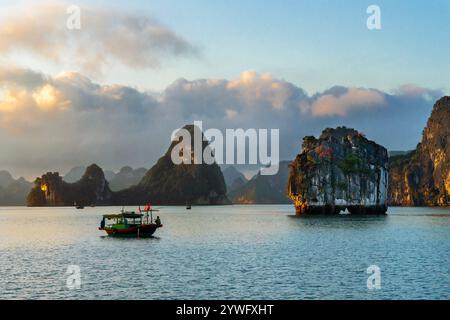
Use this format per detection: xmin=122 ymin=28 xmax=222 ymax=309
xmin=108 ymin=166 xmax=147 ymax=191
xmin=222 ymin=166 xmax=248 ymax=193
xmin=27 ymin=164 xmax=113 ymax=206
xmin=63 ymin=166 xmax=87 ymax=183
xmin=0 ymin=171 xmax=33 ymax=206
xmin=63 ymin=166 xmax=145 ymax=191
xmin=288 ymin=127 xmax=389 ymax=215
xmin=27 ymin=125 xmax=230 ymax=206
xmin=0 ymin=170 xmax=15 ymax=187
xmin=228 ymin=161 xmax=291 ymax=204
xmin=389 ymin=96 xmax=449 ymax=206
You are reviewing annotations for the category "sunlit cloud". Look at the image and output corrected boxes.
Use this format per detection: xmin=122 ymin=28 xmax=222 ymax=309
xmin=32 ymin=84 xmax=70 ymax=111
xmin=311 ymin=88 xmax=386 ymax=116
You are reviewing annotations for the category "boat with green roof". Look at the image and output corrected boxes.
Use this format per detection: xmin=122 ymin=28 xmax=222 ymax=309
xmin=99 ymin=205 xmax=162 ymax=237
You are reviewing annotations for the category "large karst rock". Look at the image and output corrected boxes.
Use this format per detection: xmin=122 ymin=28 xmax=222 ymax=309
xmin=288 ymin=127 xmax=389 ymax=215
xmin=389 ymin=96 xmax=449 ymax=206
xmin=27 ymin=164 xmax=113 ymax=206
xmin=114 ymin=124 xmax=230 ymax=205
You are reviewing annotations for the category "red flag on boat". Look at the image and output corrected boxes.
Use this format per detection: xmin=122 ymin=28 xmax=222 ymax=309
xmin=144 ymin=204 xmax=152 ymax=212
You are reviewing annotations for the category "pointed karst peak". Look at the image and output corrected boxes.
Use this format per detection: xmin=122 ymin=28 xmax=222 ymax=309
xmin=182 ymin=123 xmax=200 ymax=134
xmin=166 ymin=123 xmax=212 ymax=163
xmin=0 ymin=170 xmax=13 ymax=179
xmin=433 ymin=96 xmax=450 ymax=110
xmin=0 ymin=170 xmax=15 ymax=187
xmin=171 ymin=124 xmax=206 ymax=144
xmin=423 ymin=96 xmax=449 ymax=142
xmin=82 ymin=164 xmax=106 ymax=181
xmin=119 ymin=166 xmax=133 ymax=174
xmin=120 ymin=123 xmax=230 ymax=205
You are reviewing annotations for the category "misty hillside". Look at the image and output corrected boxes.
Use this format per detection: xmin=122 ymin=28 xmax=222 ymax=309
xmin=0 ymin=171 xmax=33 ymax=206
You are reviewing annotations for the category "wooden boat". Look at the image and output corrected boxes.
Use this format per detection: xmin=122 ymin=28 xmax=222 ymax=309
xmin=99 ymin=206 xmax=162 ymax=237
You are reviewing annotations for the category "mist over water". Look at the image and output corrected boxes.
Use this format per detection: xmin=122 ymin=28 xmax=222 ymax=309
xmin=0 ymin=205 xmax=449 ymax=300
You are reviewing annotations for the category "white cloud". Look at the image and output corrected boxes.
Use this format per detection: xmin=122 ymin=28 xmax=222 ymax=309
xmin=395 ymin=84 xmax=443 ymax=100
xmin=311 ymin=88 xmax=386 ymax=116
xmin=0 ymin=2 xmax=198 ymax=76
xmin=227 ymin=71 xmax=301 ymax=110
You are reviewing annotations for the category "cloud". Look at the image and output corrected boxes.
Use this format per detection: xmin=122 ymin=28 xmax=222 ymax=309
xmin=227 ymin=71 xmax=304 ymax=110
xmin=311 ymin=88 xmax=386 ymax=116
xmin=395 ymin=84 xmax=443 ymax=100
xmin=0 ymin=2 xmax=198 ymax=76
xmin=32 ymin=84 xmax=70 ymax=111
xmin=0 ymin=67 xmax=441 ymax=178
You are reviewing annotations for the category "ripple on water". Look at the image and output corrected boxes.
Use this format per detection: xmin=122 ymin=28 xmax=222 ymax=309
xmin=0 ymin=205 xmax=449 ymax=299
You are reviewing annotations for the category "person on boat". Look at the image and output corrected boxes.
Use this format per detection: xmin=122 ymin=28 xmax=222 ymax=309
xmin=155 ymin=216 xmax=162 ymax=226
xmin=100 ymin=218 xmax=105 ymax=229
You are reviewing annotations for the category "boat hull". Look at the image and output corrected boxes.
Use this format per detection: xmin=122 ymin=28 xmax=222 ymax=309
xmin=100 ymin=224 xmax=162 ymax=237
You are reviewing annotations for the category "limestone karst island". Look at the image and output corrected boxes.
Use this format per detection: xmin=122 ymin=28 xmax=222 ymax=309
xmin=288 ymin=127 xmax=388 ymax=215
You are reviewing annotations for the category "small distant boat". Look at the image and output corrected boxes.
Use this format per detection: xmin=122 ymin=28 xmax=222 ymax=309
xmin=99 ymin=205 xmax=162 ymax=238
xmin=74 ymin=202 xmax=84 ymax=209
xmin=186 ymin=202 xmax=191 ymax=210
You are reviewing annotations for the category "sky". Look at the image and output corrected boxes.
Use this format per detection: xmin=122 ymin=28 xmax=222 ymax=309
xmin=0 ymin=0 xmax=449 ymax=179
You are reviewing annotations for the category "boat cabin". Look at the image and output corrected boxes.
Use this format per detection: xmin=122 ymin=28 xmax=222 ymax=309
xmin=99 ymin=210 xmax=162 ymax=237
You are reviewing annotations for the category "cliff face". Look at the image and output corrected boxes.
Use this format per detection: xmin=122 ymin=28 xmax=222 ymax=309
xmin=115 ymin=125 xmax=230 ymax=205
xmin=288 ymin=127 xmax=388 ymax=215
xmin=27 ymin=164 xmax=113 ymax=206
xmin=389 ymin=97 xmax=449 ymax=206
xmin=228 ymin=161 xmax=291 ymax=204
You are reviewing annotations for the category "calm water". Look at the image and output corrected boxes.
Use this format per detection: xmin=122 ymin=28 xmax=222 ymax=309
xmin=0 ymin=205 xmax=449 ymax=300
